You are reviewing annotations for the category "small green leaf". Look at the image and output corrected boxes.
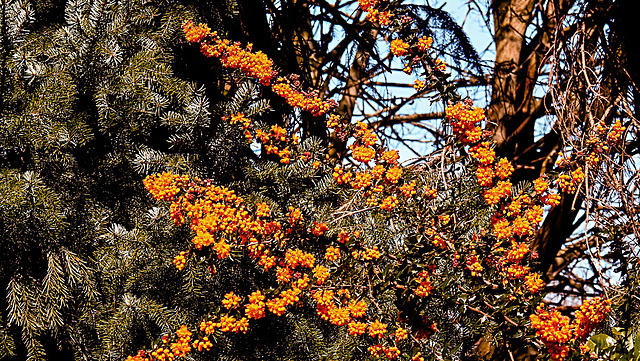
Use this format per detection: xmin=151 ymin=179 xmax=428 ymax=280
xmin=590 ymin=333 xmax=616 ymax=350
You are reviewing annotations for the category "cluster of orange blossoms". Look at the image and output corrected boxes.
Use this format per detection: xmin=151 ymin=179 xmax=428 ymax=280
xmin=226 ymin=111 xmax=301 ymax=164
xmin=443 ymin=100 xmax=563 ymax=303
xmin=143 ymin=169 xmax=428 ymax=360
xmin=366 ymin=9 xmax=392 ymax=25
xmin=417 ymin=36 xmax=433 ymax=52
xmin=272 ymin=75 xmax=337 ymax=116
xmin=445 ymin=101 xmax=485 ymax=145
xmin=358 ymin=0 xmax=392 ymax=25
xmin=183 ymin=21 xmax=336 ymax=120
xmin=331 ymin=121 xmax=429 ymax=217
xmin=530 ymin=298 xmax=611 ymax=361
xmin=125 ymin=15 xmax=617 ymax=361
xmin=390 ymin=39 xmax=410 ymax=57
xmin=182 ymin=21 xmax=276 ymax=85
xmin=125 ymin=326 xmax=198 ymax=361
xmin=584 ymin=119 xmax=626 ymax=164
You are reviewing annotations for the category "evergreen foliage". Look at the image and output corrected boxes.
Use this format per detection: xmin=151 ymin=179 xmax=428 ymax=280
xmin=0 ymin=0 xmax=237 ymax=359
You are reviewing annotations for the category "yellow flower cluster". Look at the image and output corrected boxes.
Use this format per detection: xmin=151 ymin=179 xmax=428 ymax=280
xmin=469 ymin=142 xmax=495 ymax=165
xmin=173 ymin=252 xmax=186 ymax=271
xmin=352 ymin=145 xmax=376 ymax=163
xmin=352 ymin=246 xmax=382 ymax=260
xmin=325 ymin=246 xmax=341 ymax=261
xmin=222 ymin=292 xmax=241 ymax=309
xmin=524 ymin=272 xmax=544 ymax=293
xmin=483 ymin=180 xmax=512 ymax=206
xmin=573 ymin=297 xmax=611 ymax=341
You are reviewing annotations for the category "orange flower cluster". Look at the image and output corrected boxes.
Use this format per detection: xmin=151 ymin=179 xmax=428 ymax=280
xmin=366 ymin=9 xmax=392 ymax=25
xmin=530 ymin=304 xmax=573 ymax=361
xmin=385 ymin=167 xmax=402 ymax=183
xmin=173 ymin=252 xmax=186 ymax=271
xmin=606 ymin=119 xmax=625 ymax=143
xmin=380 ymin=195 xmax=399 ymax=210
xmin=272 ymin=76 xmax=337 ymax=116
xmin=417 ymin=36 xmax=433 ymax=52
xmin=414 ymin=271 xmax=433 ymax=297
xmin=125 ymin=325 xmax=195 ymax=361
xmin=390 ymin=39 xmax=410 ymax=57
xmin=483 ymin=180 xmax=512 ymax=206
xmin=530 ymin=298 xmax=611 ymax=361
xmin=369 ymin=319 xmax=388 ymax=338
xmin=182 ymin=21 xmax=210 ymax=43
xmin=144 ymin=173 xmax=288 ymax=268
xmin=144 ymin=172 xmax=189 ymax=201
xmin=224 ymin=113 xmax=300 ymax=164
xmin=325 ymin=246 xmax=341 ymax=261
xmin=358 ymin=0 xmax=381 ymax=11
xmin=573 ymin=297 xmax=611 ymax=341
xmin=185 ymin=20 xmax=339 ymax=123
xmin=256 ymin=124 xmax=298 ymax=164
xmin=311 ymin=222 xmax=329 ymax=236
xmin=222 ymin=292 xmax=241 ymax=309
xmin=200 ymin=315 xmax=249 ymax=334
xmin=228 ymin=113 xmax=253 ymax=140
xmin=445 ymin=101 xmax=485 ymax=145
xmin=352 ymin=171 xmax=373 ymax=189
xmin=349 ymin=122 xmax=379 ymax=163
xmin=333 ymin=166 xmax=353 ymax=184
xmin=582 ymin=119 xmax=626 ymax=163
xmin=399 ymin=181 xmax=416 ymax=197
xmin=523 ymin=273 xmax=544 ymax=293
xmin=465 ymin=253 xmax=483 ymax=277
xmin=358 ymin=0 xmax=393 ymax=28
xmin=245 ymin=290 xmax=266 ymax=319
xmin=352 ymin=246 xmax=382 ymax=260
xmin=557 ymin=167 xmax=584 ymax=194
xmin=352 ymin=145 xmax=376 ymax=163
xmin=195 ymin=31 xmax=277 ymax=85
xmin=469 ymin=142 xmax=495 ymax=165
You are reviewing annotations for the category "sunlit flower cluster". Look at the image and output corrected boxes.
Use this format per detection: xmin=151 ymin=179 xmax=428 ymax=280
xmin=417 ymin=36 xmax=433 ymax=52
xmin=414 ymin=271 xmax=433 ymax=297
xmin=272 ymin=76 xmax=337 ymax=116
xmin=530 ymin=298 xmax=611 ymax=361
xmin=483 ymin=180 xmax=512 ymax=206
xmin=182 ymin=21 xmax=210 ymax=43
xmin=445 ymin=101 xmax=486 ymax=145
xmin=390 ymin=39 xmax=410 ymax=56
xmin=524 ymin=273 xmax=544 ymax=293
xmin=358 ymin=0 xmax=381 ymax=11
xmin=557 ymin=167 xmax=584 ymax=194
xmin=573 ymin=297 xmax=611 ymax=341
xmin=198 ymin=34 xmax=277 ymax=85
xmin=144 ymin=172 xmax=189 ymax=201
xmin=366 ymin=9 xmax=392 ymax=25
